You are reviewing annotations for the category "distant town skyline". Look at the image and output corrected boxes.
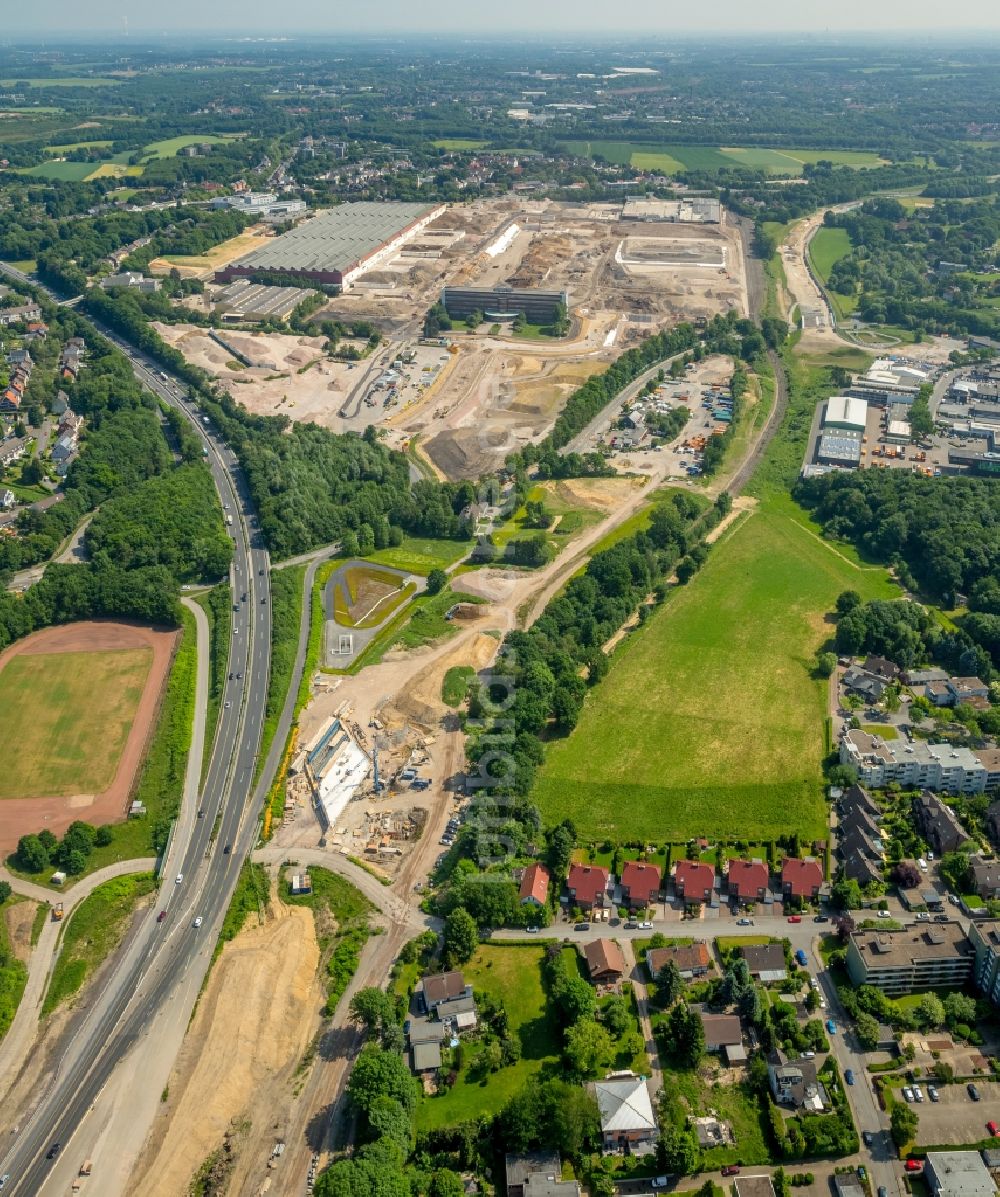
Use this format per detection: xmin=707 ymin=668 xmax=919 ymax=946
xmin=6 ymin=0 xmax=1000 ymax=36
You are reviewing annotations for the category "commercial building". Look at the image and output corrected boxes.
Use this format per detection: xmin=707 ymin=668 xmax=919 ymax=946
xmin=848 ymin=359 xmax=929 ymax=406
xmin=824 ymin=395 xmax=869 ymax=432
xmin=99 ymin=271 xmax=161 ymax=294
xmin=816 ymin=430 xmax=862 ymax=468
xmin=212 ymin=191 xmax=307 ymax=219
xmin=217 ymin=201 xmax=445 ymax=290
xmin=846 ymin=924 xmax=974 ymax=996
xmin=840 ymin=730 xmax=989 ymax=794
xmin=620 ymin=197 xmax=722 ymax=223
xmin=924 ymin=1150 xmax=996 ymax=1197
xmin=211 ymin=278 xmax=316 ymax=323
xmin=442 ymin=284 xmax=568 ymax=324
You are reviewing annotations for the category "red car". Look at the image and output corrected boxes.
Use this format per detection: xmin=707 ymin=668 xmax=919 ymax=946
xmin=787 ymin=915 xmax=802 ymax=923
xmin=988 ymin=1120 xmax=1000 ymax=1137
xmin=904 ymin=1159 xmax=922 ymax=1173
xmin=156 ymin=910 xmax=167 ymax=923
xmin=721 ymin=1166 xmax=741 ymax=1177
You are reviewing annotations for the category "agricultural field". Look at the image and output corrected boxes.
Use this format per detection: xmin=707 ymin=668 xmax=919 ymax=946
xmin=140 ymin=133 xmax=237 ymax=159
xmin=44 ymin=139 xmax=113 ymax=153
xmin=0 ymin=76 xmax=123 ymax=88
xmin=432 ymin=138 xmax=486 ymax=150
xmin=0 ymin=645 xmax=152 ymax=799
xmin=534 ymin=501 xmax=897 ymax=843
xmin=18 ymin=159 xmax=96 ymax=181
xmin=561 ymin=140 xmax=886 ymax=175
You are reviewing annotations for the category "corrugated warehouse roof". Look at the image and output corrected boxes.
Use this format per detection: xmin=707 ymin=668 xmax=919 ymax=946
xmin=824 ymin=395 xmax=868 ymax=430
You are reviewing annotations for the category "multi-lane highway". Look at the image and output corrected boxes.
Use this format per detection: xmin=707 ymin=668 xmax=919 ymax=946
xmin=0 ymin=263 xmax=274 ymax=1195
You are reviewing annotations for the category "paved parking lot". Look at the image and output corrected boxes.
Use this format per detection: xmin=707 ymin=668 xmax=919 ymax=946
xmin=911 ymin=1080 xmax=1000 ymax=1144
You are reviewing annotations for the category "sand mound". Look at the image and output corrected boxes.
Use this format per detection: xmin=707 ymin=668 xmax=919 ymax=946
xmin=133 ymin=898 xmax=321 ymax=1197
xmin=387 ymin=630 xmax=499 ymax=728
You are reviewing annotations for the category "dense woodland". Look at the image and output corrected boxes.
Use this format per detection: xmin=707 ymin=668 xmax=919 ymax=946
xmin=796 ymin=470 xmax=1000 ymax=673
xmin=821 ymin=197 xmax=1000 ymax=338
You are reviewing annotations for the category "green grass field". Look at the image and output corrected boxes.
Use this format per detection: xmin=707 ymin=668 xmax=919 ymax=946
xmin=18 ymin=160 xmax=96 ymax=181
xmin=534 ymin=502 xmax=896 ymax=843
xmin=44 ymin=139 xmax=113 ymax=153
xmin=561 ymin=141 xmax=886 ymax=176
xmin=42 ymin=873 xmax=156 ymax=1015
xmin=432 ymin=138 xmax=487 ymax=150
xmin=809 ymin=227 xmax=853 ymax=282
xmin=0 ymin=647 xmax=152 ymax=799
xmin=140 ymin=134 xmax=235 ymax=159
xmin=0 ymin=77 xmax=122 ymax=88
xmin=365 ymin=535 xmax=469 ymax=575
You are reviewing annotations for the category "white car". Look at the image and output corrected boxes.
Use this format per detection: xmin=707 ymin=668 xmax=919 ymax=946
xmin=192 ymin=916 xmax=203 ymax=929
xmin=175 ymin=873 xmax=183 ymax=885
xmin=913 ymin=1086 xmax=923 ymax=1102
xmin=903 ymin=1087 xmax=914 ymax=1102
xmin=877 ymin=910 xmax=891 ymax=919
xmin=640 ymin=921 xmax=653 ymax=930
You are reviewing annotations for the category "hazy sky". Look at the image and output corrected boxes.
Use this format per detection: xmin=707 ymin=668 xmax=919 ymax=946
xmin=7 ymin=0 xmax=1000 ymax=36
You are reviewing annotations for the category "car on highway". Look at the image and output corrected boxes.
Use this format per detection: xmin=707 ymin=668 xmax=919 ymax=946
xmin=175 ymin=873 xmax=183 ymax=884
xmin=46 ymin=1144 xmax=60 ymax=1160
xmin=223 ymin=844 xmax=232 ymax=855
xmin=845 ymin=1069 xmax=855 ymax=1085
xmin=826 ymin=1019 xmax=837 ymax=1034
xmin=969 ymin=1082 xmax=981 ymax=1101
xmin=157 ymin=910 xmax=167 ymax=923
xmin=198 ymin=808 xmax=205 ymax=818
xmin=193 ymin=917 xmax=203 ymax=929
xmin=224 ymin=700 xmax=231 ymax=709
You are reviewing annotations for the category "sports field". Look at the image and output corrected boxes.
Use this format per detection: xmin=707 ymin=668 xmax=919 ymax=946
xmin=534 ymin=503 xmax=897 ymax=843
xmin=0 ymin=647 xmax=151 ymax=799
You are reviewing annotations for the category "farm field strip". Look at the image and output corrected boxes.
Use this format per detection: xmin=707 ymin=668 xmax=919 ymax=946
xmin=534 ymin=501 xmax=897 ymax=843
xmin=560 ymin=140 xmax=887 ymax=174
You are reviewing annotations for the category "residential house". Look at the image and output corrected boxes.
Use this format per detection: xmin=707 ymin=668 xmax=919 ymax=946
xmin=51 ymin=390 xmax=69 ymax=416
xmin=416 ymin=970 xmax=472 ymax=1015
xmin=842 ymin=666 xmax=886 ymax=703
xmin=23 ymin=321 xmax=47 ymax=341
xmin=58 ymin=409 xmax=81 ymax=437
xmin=519 ymin=863 xmax=550 ymax=908
xmin=968 ymin=919 xmax=1000 ymax=1007
xmin=837 ymin=826 xmax=883 ymax=868
xmin=51 ymin=433 xmax=76 ymax=466
xmin=925 ymin=680 xmax=954 ymax=707
xmin=505 ymin=1153 xmax=581 ymax=1197
xmin=903 ymin=667 xmax=949 ymax=686
xmin=646 ymin=942 xmax=710 ymax=981
xmin=846 ymin=924 xmax=975 ymax=996
xmin=781 ymin=857 xmax=824 ymax=902
xmin=591 ymin=1072 xmax=657 ymax=1155
xmin=727 ymin=859 xmax=771 ymax=904
xmin=619 ymin=861 xmax=661 ymax=909
xmin=863 ymin=654 xmax=901 ymax=682
xmin=841 ymin=804 xmax=881 ymax=843
xmin=0 ymin=388 xmax=20 ymax=414
xmin=948 ymin=677 xmax=990 ymax=705
xmin=838 ymin=784 xmax=881 ymax=824
xmin=673 ymin=859 xmax=715 ymax=905
xmin=0 ymin=303 xmax=42 ymax=326
xmin=912 ymin=790 xmax=971 ymax=855
xmin=840 ymin=848 xmax=884 ymax=889
xmin=436 ymin=993 xmax=478 ymax=1032
xmin=0 ymin=487 xmax=14 ymax=510
xmin=566 ymin=863 xmax=609 ymax=910
xmin=969 ymin=856 xmax=1000 ymax=901
xmin=0 ymin=437 xmax=26 ymax=467
xmin=583 ymin=938 xmax=626 ymax=985
xmin=980 ymin=750 xmax=1000 ymax=794
xmin=923 ymin=1150 xmax=997 ymax=1197
xmin=700 ymin=1012 xmax=743 ymax=1053
xmin=740 ymin=944 xmax=787 ymax=982
xmin=766 ymin=1048 xmax=827 ymax=1111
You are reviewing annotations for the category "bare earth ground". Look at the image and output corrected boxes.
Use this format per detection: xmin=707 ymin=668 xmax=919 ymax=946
xmin=147 ymin=224 xmax=274 ymax=279
xmin=130 ymin=886 xmax=323 ymax=1197
xmin=3 ymin=899 xmax=38 ymax=964
xmin=0 ymin=622 xmax=177 ymax=856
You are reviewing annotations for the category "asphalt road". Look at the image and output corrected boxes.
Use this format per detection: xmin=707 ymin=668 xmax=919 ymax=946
xmin=0 ymin=263 xmax=274 ymax=1196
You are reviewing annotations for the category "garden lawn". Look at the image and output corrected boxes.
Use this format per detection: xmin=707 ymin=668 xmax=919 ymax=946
xmin=415 ymin=943 xmax=560 ymax=1131
xmin=668 ymin=1067 xmax=773 ymax=1168
xmin=366 ymin=536 xmax=469 ymax=575
xmin=534 ymin=501 xmax=895 ymax=843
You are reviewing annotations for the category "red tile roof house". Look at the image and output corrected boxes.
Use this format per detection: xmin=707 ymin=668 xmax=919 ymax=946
xmin=620 ymin=861 xmax=662 ymax=909
xmin=673 ymin=860 xmax=715 ymax=905
xmin=727 ymin=859 xmax=771 ymax=903
xmin=782 ymin=857 xmax=824 ymax=902
xmin=566 ymin=863 xmax=610 ymax=910
xmin=519 ymin=863 xmax=551 ymax=908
